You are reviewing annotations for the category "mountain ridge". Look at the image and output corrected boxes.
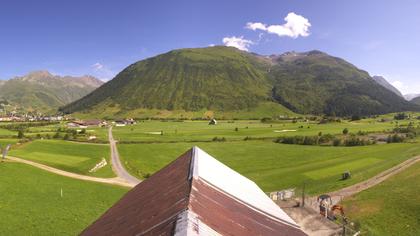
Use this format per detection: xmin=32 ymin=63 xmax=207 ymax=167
xmin=0 ymin=71 xmax=103 ymax=113
xmin=371 ymin=76 xmax=404 ymax=98
xmin=60 ymin=46 xmax=420 ymax=118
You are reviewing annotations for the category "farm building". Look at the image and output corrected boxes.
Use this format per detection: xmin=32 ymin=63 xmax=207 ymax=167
xmin=81 ymin=147 xmax=306 ymax=236
xmin=67 ymin=119 xmax=106 ymax=128
xmin=115 ymin=118 xmax=136 ymax=127
xmin=208 ymin=118 xmax=217 ymax=125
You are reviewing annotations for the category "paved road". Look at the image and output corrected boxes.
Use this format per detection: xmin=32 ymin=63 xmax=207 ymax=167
xmin=108 ymin=126 xmax=141 ymax=186
xmin=6 ymin=156 xmax=135 ymax=188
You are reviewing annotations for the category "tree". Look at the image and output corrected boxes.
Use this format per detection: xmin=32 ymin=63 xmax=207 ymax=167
xmin=53 ymin=132 xmax=60 ymax=139
xmin=342 ymin=128 xmax=349 ymax=135
xmin=333 ymin=138 xmax=341 ymax=146
xmin=17 ymin=130 xmax=24 ymax=139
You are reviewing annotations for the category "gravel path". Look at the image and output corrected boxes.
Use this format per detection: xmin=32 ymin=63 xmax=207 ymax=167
xmin=108 ymin=126 xmax=141 ymax=185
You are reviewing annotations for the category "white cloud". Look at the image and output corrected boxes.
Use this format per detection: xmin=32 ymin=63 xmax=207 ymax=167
xmin=91 ymin=62 xmax=104 ymax=71
xmin=246 ymin=12 xmax=311 ymax=38
xmin=91 ymin=62 xmax=115 ymax=81
xmin=222 ymin=36 xmax=253 ymax=51
xmin=246 ymin=22 xmax=267 ymax=31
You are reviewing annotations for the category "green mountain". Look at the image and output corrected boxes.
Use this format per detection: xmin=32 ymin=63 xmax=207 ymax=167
xmin=0 ymin=71 xmax=103 ymax=113
xmin=268 ymin=51 xmax=418 ymax=116
xmin=371 ymin=76 xmax=403 ymax=98
xmin=411 ymin=97 xmax=420 ymax=105
xmin=60 ymin=46 xmax=419 ymax=118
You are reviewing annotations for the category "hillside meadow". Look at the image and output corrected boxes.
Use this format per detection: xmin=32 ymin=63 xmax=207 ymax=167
xmin=9 ymin=140 xmax=114 ymax=178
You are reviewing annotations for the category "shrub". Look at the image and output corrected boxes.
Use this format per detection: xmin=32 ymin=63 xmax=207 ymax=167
xmin=333 ymin=138 xmax=341 ymax=146
xmin=212 ymin=136 xmax=226 ymax=142
xmin=17 ymin=130 xmax=24 ymax=139
xmin=394 ymin=113 xmax=407 ymax=120
xmin=53 ymin=132 xmax=61 ymax=139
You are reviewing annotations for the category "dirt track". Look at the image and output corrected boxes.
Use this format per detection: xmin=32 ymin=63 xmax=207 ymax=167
xmin=6 ymin=156 xmax=136 ymax=188
xmin=308 ymin=155 xmax=420 ymax=208
xmin=278 ymin=155 xmax=420 ymax=236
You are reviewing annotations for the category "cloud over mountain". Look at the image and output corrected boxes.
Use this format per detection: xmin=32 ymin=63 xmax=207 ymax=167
xmin=246 ymin=12 xmax=311 ymax=38
xmin=222 ymin=36 xmax=253 ymax=51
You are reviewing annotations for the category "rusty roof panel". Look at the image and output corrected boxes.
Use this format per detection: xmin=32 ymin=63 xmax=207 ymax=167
xmin=189 ymin=179 xmax=307 ymax=236
xmin=80 ymin=150 xmax=193 ymax=236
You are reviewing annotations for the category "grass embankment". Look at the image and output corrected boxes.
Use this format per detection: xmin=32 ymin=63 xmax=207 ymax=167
xmin=9 ymin=140 xmax=114 ymax=178
xmin=0 ymin=162 xmax=127 ymax=235
xmin=118 ymin=141 xmax=420 ymax=194
xmin=343 ymin=162 xmax=420 ymax=236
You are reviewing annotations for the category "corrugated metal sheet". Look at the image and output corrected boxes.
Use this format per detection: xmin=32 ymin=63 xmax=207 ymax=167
xmin=189 ymin=178 xmax=306 ymax=236
xmin=81 ymin=147 xmax=307 ymax=236
xmin=80 ymin=150 xmax=193 ymax=236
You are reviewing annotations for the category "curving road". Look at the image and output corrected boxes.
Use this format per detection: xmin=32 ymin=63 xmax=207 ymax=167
xmin=108 ymin=126 xmax=141 ymax=186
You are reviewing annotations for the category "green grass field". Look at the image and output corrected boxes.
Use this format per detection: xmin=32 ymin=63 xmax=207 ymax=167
xmin=0 ymin=138 xmax=18 ymax=147
xmin=9 ymin=140 xmax=114 ymax=178
xmin=0 ymin=127 xmax=17 ymax=137
xmin=112 ymin=119 xmax=413 ymax=143
xmin=343 ymin=161 xmax=420 ymax=236
xmin=118 ymin=140 xmax=420 ymax=194
xmin=0 ymin=162 xmax=127 ymax=235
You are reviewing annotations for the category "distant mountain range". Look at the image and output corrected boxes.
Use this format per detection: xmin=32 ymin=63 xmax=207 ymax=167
xmin=404 ymin=93 xmax=420 ymax=101
xmin=410 ymin=96 xmax=420 ymax=105
xmin=60 ymin=46 xmax=420 ymax=118
xmin=0 ymin=71 xmax=103 ymax=113
xmin=372 ymin=76 xmax=404 ymax=98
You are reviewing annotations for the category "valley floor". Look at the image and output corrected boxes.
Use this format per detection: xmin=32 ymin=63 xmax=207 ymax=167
xmin=0 ymin=117 xmax=419 ymax=235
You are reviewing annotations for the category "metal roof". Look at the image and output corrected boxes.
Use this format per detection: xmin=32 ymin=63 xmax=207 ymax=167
xmin=81 ymin=147 xmax=307 ymax=236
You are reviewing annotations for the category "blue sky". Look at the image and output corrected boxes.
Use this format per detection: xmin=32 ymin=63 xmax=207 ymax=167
xmin=1 ymin=0 xmax=419 ymax=94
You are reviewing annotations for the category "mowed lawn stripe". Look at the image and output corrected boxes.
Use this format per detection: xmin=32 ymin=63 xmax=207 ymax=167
xmin=118 ymin=141 xmax=420 ymax=194
xmin=9 ymin=140 xmax=114 ymax=178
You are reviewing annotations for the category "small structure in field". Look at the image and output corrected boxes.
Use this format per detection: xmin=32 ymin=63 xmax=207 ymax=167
xmin=115 ymin=118 xmax=136 ymax=127
xmin=341 ymin=171 xmax=351 ymax=180
xmin=270 ymin=189 xmax=295 ymax=201
xmin=80 ymin=147 xmax=307 ymax=236
xmin=67 ymin=120 xmax=106 ymax=128
xmin=208 ymin=118 xmax=217 ymax=125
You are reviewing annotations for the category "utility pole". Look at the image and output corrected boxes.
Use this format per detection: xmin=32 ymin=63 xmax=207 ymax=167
xmin=342 ymin=223 xmax=346 ymax=236
xmin=301 ymin=181 xmax=306 ymax=207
